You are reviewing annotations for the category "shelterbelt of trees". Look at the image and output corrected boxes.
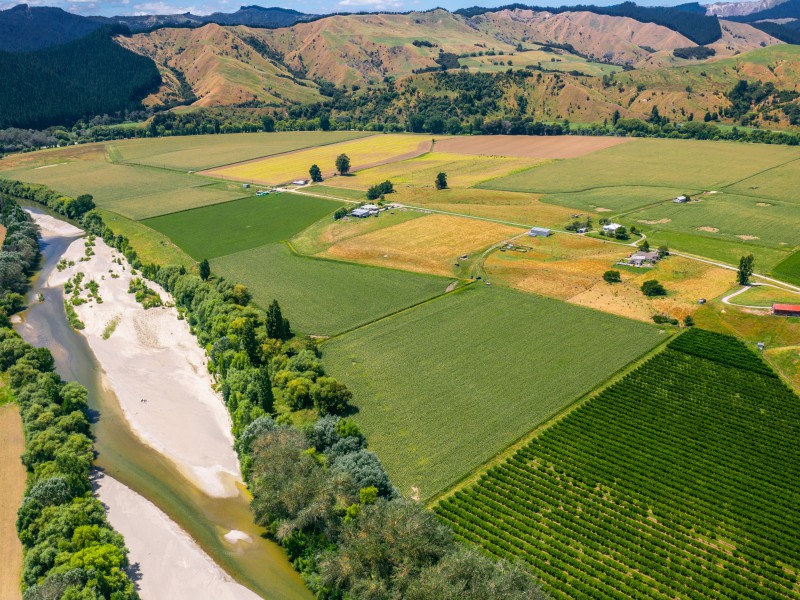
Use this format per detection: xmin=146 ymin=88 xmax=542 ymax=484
xmin=0 ymin=195 xmax=138 ymax=599
xmin=2 ymin=177 xmax=549 ymax=599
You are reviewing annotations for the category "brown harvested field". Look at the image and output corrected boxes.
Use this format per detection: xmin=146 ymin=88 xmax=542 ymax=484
xmin=0 ymin=142 xmax=106 ymax=171
xmin=322 ymin=213 xmax=525 ymax=276
xmin=434 ymin=135 xmax=633 ymax=159
xmin=0 ymin=404 xmax=25 ymax=600
xmin=0 ymin=225 xmax=6 ymax=247
xmin=486 ymin=235 xmax=735 ymax=322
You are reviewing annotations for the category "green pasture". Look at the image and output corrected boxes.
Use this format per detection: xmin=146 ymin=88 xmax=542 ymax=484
xmin=1 ymin=160 xmax=241 ymax=220
xmin=626 ymin=194 xmax=800 ymax=249
xmin=322 ymin=285 xmax=664 ymax=500
xmin=772 ymin=251 xmax=800 ymax=286
xmin=726 ymin=157 xmax=800 ymax=204
xmin=480 ymin=139 xmax=800 ymax=194
xmin=143 ymin=193 xmax=342 ymax=260
xmin=211 ymin=243 xmax=450 ymax=335
xmin=543 ymin=186 xmax=693 ymax=214
xmin=109 ymin=131 xmax=370 ymax=172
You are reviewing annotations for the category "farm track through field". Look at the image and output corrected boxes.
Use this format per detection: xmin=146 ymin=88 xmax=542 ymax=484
xmin=719 ymin=156 xmax=800 ymax=191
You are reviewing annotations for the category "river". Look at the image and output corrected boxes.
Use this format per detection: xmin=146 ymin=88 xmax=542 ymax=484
xmin=15 ymin=205 xmax=310 ymax=600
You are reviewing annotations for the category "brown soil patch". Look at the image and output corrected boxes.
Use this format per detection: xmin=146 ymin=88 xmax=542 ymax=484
xmin=698 ymin=226 xmax=720 ymax=233
xmin=595 ymin=207 xmax=612 ymax=212
xmin=0 ymin=225 xmax=6 ymax=247
xmin=756 ymin=202 xmax=772 ymax=207
xmin=433 ymin=135 xmax=632 ymax=159
xmin=0 ymin=405 xmax=25 ymax=600
xmin=323 ymin=213 xmax=524 ymax=276
xmin=637 ymin=218 xmax=671 ymax=225
xmin=737 ymin=235 xmax=760 ymax=241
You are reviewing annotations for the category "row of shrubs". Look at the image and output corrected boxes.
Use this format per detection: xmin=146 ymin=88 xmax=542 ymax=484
xmin=4 ymin=178 xmax=548 ymax=599
xmin=0 ymin=195 xmax=138 ymax=599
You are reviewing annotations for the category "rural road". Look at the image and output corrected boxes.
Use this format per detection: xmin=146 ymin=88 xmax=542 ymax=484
xmin=720 ymin=285 xmax=770 ymax=310
xmin=281 ymin=187 xmax=800 ymax=294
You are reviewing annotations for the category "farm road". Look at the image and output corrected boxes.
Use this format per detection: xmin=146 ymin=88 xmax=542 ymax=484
xmin=281 ymin=188 xmax=800 ymax=293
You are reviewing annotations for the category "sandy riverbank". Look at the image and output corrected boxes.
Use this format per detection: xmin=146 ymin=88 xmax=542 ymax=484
xmin=0 ymin=405 xmax=25 ymax=600
xmin=95 ymin=474 xmax=262 ymax=600
xmin=33 ymin=212 xmax=242 ymax=498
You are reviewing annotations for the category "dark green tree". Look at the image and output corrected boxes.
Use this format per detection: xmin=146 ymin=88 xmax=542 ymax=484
xmin=262 ymin=115 xmax=275 ymax=132
xmin=309 ymin=164 xmax=323 ymax=183
xmin=199 ymin=259 xmax=210 ymax=281
xmin=738 ymin=254 xmax=755 ymax=285
xmin=240 ymin=319 xmax=260 ymax=365
xmin=334 ymin=207 xmax=348 ymax=220
xmin=435 ymin=172 xmax=448 ymax=190
xmin=641 ymin=280 xmax=667 ymax=297
xmin=683 ymin=314 xmax=695 ymax=327
xmin=255 ymin=367 xmax=274 ymax=413
xmin=603 ymin=270 xmax=621 ymax=284
xmin=266 ymin=300 xmax=291 ymax=341
xmin=335 ymin=154 xmax=351 ymax=176
xmin=639 ymin=240 xmax=650 ymax=252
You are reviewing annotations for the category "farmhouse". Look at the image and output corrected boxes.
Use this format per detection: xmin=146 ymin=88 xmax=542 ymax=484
xmin=351 ymin=208 xmax=371 ymax=218
xmin=630 ymin=250 xmax=660 ymax=266
xmin=528 ymin=227 xmax=551 ymax=237
xmin=773 ymin=303 xmax=800 ymax=317
xmin=603 ymin=223 xmax=623 ymax=234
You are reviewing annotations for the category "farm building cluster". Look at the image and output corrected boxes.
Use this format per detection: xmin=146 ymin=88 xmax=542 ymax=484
xmin=618 ymin=250 xmax=661 ymax=268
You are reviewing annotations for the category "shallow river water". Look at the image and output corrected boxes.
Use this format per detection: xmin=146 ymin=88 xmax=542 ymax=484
xmin=16 ymin=206 xmax=310 ymax=600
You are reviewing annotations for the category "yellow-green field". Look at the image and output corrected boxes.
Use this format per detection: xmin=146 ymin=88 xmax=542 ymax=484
xmin=727 ymin=284 xmax=800 ymax=308
xmin=108 ymin=131 xmax=370 ymax=171
xmin=460 ymin=48 xmax=622 ymax=77
xmin=323 ymin=151 xmax=534 ymax=190
xmin=204 ymin=134 xmax=438 ymax=185
xmin=321 ymin=213 xmax=526 ymax=276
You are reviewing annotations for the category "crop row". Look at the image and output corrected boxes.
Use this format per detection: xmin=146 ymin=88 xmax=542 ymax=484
xmin=436 ymin=330 xmax=800 ymax=599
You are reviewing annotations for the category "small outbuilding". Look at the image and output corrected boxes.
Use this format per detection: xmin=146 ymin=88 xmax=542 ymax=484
xmin=773 ymin=303 xmax=800 ymax=317
xmin=673 ymin=195 xmax=690 ymax=203
xmin=351 ymin=208 xmax=371 ymax=218
xmin=528 ymin=227 xmax=551 ymax=237
xmin=292 ymin=179 xmax=308 ymax=186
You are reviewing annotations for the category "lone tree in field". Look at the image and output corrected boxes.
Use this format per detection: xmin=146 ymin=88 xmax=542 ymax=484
xmin=309 ymin=164 xmax=323 ymax=183
xmin=738 ymin=254 xmax=755 ymax=285
xmin=603 ymin=270 xmax=621 ymax=284
xmin=435 ymin=172 xmax=448 ymax=190
xmin=335 ymin=153 xmax=351 ymax=176
xmin=266 ymin=300 xmax=291 ymax=340
xmin=199 ymin=259 xmax=210 ymax=281
xmin=641 ymin=279 xmax=667 ymax=297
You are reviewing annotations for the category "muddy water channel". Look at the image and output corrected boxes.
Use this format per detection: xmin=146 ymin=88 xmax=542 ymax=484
xmin=15 ymin=206 xmax=310 ymax=600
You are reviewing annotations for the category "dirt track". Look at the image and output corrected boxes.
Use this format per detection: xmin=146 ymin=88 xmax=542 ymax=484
xmin=0 ymin=404 xmax=25 ymax=600
xmin=434 ymin=135 xmax=632 ymax=159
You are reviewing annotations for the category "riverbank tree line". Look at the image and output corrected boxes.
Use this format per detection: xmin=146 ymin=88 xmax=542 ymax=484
xmin=5 ymin=177 xmax=548 ymax=599
xmin=0 ymin=195 xmax=138 ymax=599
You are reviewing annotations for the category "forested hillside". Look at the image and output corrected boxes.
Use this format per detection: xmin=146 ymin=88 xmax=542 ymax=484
xmin=0 ymin=26 xmax=160 ymax=129
xmin=0 ymin=4 xmax=101 ymax=52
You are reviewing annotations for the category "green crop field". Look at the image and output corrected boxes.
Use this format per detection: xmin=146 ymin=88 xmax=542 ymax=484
xmin=143 ymin=193 xmax=342 ymax=260
xmin=1 ymin=160 xmax=243 ymax=220
xmin=480 ymin=139 xmax=800 ymax=196
xmin=323 ymin=285 xmax=663 ymax=500
xmin=627 ymin=194 xmax=800 ymax=249
xmin=726 ymin=157 xmax=800 ymax=204
xmin=772 ymin=251 xmax=800 ymax=286
xmin=436 ymin=329 xmax=800 ymax=600
xmin=109 ymin=131 xmax=370 ymax=172
xmin=211 ymin=243 xmax=450 ymax=335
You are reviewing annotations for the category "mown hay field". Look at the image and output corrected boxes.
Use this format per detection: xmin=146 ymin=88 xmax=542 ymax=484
xmin=322 ymin=213 xmax=526 ymax=276
xmin=486 ymin=235 xmax=735 ymax=322
xmin=205 ymin=134 xmax=437 ymax=185
xmin=543 ymin=186 xmax=693 ymax=214
xmin=211 ymin=243 xmax=450 ymax=335
xmin=436 ymin=329 xmax=800 ymax=600
xmin=726 ymin=157 xmax=800 ymax=203
xmin=1 ymin=160 xmax=244 ymax=220
xmin=459 ymin=51 xmax=621 ymax=77
xmin=480 ymin=139 xmax=800 ymax=196
xmin=143 ymin=193 xmax=342 ymax=259
xmin=97 ymin=209 xmax=195 ymax=268
xmin=109 ymin=131 xmax=371 ymax=171
xmin=322 ymin=285 xmax=664 ymax=500
xmin=0 ymin=405 xmax=24 ymax=600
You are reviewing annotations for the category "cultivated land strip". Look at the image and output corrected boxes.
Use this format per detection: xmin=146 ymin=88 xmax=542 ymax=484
xmin=0 ymin=404 xmax=24 ymax=600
